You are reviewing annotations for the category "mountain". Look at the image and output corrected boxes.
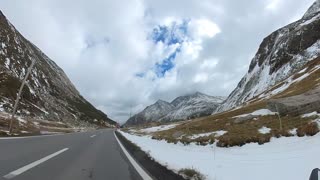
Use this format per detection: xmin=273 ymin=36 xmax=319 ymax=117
xmin=216 ymin=0 xmax=320 ymax=113
xmin=125 ymin=100 xmax=175 ymax=126
xmin=0 ymin=10 xmax=115 ymax=126
xmin=160 ymin=92 xmax=225 ymax=121
xmin=125 ymin=92 xmax=225 ymax=126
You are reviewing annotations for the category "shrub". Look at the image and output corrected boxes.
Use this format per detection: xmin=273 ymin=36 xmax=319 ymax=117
xmin=297 ymin=122 xmax=319 ymax=137
xmin=258 ymin=135 xmax=271 ymax=145
xmin=178 ymin=168 xmax=205 ymax=180
xmin=272 ymin=129 xmax=293 ymax=138
xmin=0 ymin=131 xmax=8 ymax=137
xmin=194 ymin=135 xmax=215 ymax=146
xmin=166 ymin=137 xmax=178 ymax=144
xmin=180 ymin=136 xmax=191 ymax=145
xmin=217 ymin=134 xmax=271 ymax=147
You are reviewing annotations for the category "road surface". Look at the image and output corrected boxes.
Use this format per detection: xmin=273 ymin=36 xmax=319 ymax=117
xmin=0 ymin=129 xmax=144 ymax=180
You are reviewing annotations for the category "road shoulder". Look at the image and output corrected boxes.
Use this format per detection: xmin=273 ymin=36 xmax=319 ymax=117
xmin=115 ymin=130 xmax=185 ymax=180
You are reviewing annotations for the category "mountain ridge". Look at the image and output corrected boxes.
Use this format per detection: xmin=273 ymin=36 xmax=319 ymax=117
xmin=125 ymin=92 xmax=225 ymax=126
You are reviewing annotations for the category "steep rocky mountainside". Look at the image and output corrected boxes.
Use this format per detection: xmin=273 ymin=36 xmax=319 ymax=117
xmin=125 ymin=92 xmax=225 ymax=126
xmin=0 ymin=10 xmax=115 ymax=126
xmin=216 ymin=0 xmax=320 ymax=113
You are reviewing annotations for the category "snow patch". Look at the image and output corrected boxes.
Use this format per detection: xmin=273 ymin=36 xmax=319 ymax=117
xmin=4 ymin=58 xmax=10 ymax=69
xmin=258 ymin=126 xmax=271 ymax=134
xmin=290 ymin=128 xmax=298 ymax=135
xmin=300 ymin=14 xmax=320 ymax=26
xmin=234 ymin=109 xmax=276 ymax=118
xmin=189 ymin=130 xmax=227 ymax=139
xmin=301 ymin=111 xmax=320 ymax=118
xmin=139 ymin=124 xmax=178 ymax=133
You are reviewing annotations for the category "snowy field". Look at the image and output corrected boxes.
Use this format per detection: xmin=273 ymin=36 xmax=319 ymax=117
xmin=120 ymin=130 xmax=320 ymax=180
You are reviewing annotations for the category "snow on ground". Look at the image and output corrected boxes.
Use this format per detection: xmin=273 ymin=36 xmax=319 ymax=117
xmin=258 ymin=126 xmax=271 ymax=134
xmin=40 ymin=131 xmax=62 ymax=135
xmin=258 ymin=59 xmax=320 ymax=100
xmin=139 ymin=124 xmax=178 ymax=133
xmin=290 ymin=128 xmax=298 ymax=135
xmin=234 ymin=109 xmax=276 ymax=118
xmin=30 ymin=103 xmax=49 ymax=115
xmin=301 ymin=111 xmax=320 ymax=118
xmin=120 ymin=130 xmax=320 ymax=180
xmin=189 ymin=130 xmax=227 ymax=139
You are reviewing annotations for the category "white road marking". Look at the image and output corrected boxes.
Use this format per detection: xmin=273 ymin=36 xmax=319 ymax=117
xmin=90 ymin=135 xmax=96 ymax=138
xmin=114 ymin=131 xmax=153 ymax=180
xmin=0 ymin=134 xmax=63 ymax=140
xmin=3 ymin=148 xmax=69 ymax=179
xmin=0 ymin=129 xmax=101 ymax=140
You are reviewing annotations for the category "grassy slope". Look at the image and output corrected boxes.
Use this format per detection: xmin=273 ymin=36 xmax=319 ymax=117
xmin=128 ymin=57 xmax=320 ymax=147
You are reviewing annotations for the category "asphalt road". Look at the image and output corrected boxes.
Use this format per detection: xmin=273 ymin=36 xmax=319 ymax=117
xmin=0 ymin=129 xmax=143 ymax=180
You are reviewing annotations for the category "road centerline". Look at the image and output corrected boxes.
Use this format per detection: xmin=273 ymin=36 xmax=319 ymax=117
xmin=3 ymin=148 xmax=69 ymax=179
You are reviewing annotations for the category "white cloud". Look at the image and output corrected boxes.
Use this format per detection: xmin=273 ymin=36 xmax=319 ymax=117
xmin=190 ymin=19 xmax=221 ymax=38
xmin=193 ymin=73 xmax=209 ymax=83
xmin=0 ymin=0 xmax=315 ymax=123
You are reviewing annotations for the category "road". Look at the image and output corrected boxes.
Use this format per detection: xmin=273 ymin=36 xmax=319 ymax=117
xmin=0 ymin=129 xmax=144 ymax=180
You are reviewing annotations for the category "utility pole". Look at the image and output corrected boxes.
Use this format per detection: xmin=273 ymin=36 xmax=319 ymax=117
xmin=9 ymin=59 xmax=36 ymax=134
xmin=275 ymin=104 xmax=282 ymax=131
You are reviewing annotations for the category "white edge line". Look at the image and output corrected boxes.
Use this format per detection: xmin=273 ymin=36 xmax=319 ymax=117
xmin=3 ymin=148 xmax=69 ymax=179
xmin=0 ymin=133 xmax=63 ymax=140
xmin=0 ymin=129 xmax=103 ymax=140
xmin=114 ymin=131 xmax=153 ymax=180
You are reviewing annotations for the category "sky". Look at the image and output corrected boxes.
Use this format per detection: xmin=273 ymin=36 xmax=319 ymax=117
xmin=0 ymin=0 xmax=315 ymax=123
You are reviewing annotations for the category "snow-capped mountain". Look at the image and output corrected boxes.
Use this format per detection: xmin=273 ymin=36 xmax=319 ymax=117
xmin=216 ymin=0 xmax=320 ymax=113
xmin=125 ymin=100 xmax=175 ymax=126
xmin=0 ymin=10 xmax=115 ymax=126
xmin=160 ymin=92 xmax=225 ymax=121
xmin=125 ymin=92 xmax=225 ymax=126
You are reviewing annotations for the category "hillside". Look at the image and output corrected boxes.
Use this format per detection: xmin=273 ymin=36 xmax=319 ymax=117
xmin=0 ymin=10 xmax=116 ymax=133
xmin=216 ymin=0 xmax=320 ymax=113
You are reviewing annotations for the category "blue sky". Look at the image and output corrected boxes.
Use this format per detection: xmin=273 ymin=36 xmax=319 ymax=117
xmin=146 ymin=20 xmax=189 ymax=77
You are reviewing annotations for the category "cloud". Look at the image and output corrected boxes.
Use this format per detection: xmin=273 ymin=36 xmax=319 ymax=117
xmin=0 ymin=0 xmax=315 ymax=123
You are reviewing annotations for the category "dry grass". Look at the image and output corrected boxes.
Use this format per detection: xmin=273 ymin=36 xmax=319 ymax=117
xmin=147 ymin=58 xmax=320 ymax=147
xmin=0 ymin=114 xmax=76 ymax=136
xmin=151 ymin=108 xmax=316 ymax=147
xmin=297 ymin=122 xmax=319 ymax=137
xmin=178 ymin=168 xmax=205 ymax=180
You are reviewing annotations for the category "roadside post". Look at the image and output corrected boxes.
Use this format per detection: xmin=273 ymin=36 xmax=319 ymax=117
xmin=9 ymin=59 xmax=36 ymax=134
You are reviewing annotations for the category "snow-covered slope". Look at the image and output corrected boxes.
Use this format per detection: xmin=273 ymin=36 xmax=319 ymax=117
xmin=120 ymin=130 xmax=320 ymax=180
xmin=216 ymin=1 xmax=320 ymax=113
xmin=125 ymin=92 xmax=225 ymax=126
xmin=0 ymin=10 xmax=115 ymax=126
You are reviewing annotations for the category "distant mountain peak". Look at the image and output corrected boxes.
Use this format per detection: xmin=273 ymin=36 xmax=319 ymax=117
xmin=155 ymin=99 xmax=169 ymax=104
xmin=125 ymin=92 xmax=226 ymax=126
